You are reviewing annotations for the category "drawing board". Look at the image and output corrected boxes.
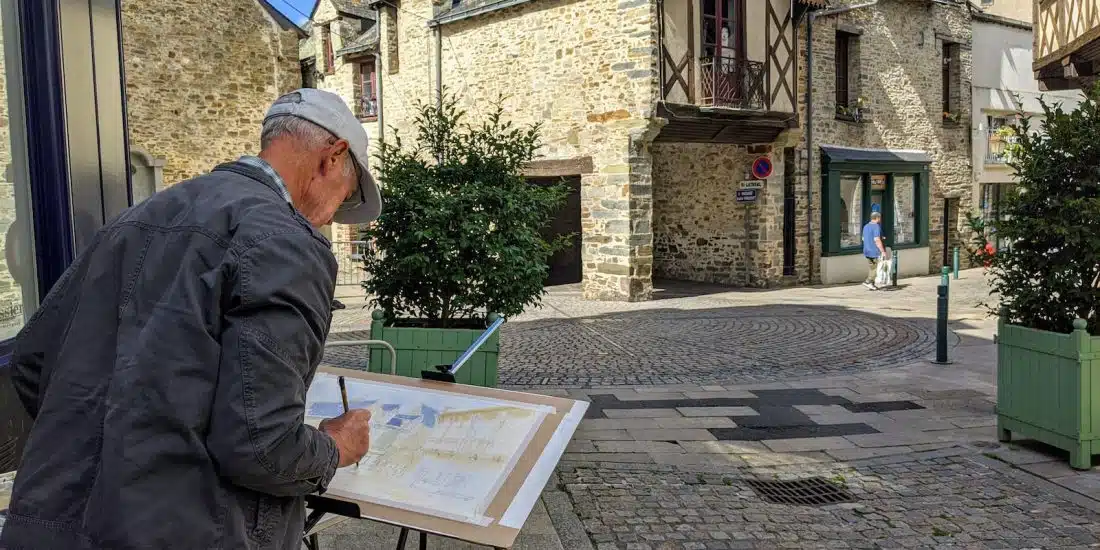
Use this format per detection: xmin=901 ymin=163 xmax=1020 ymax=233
xmin=304 ymin=367 xmax=588 ymax=549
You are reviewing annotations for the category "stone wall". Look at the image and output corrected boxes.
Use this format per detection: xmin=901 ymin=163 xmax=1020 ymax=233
xmin=792 ymin=0 xmax=973 ymax=282
xmin=376 ymin=0 xmax=661 ymax=300
xmin=122 ymin=0 xmax=302 ymax=186
xmin=652 ymin=143 xmax=787 ymax=287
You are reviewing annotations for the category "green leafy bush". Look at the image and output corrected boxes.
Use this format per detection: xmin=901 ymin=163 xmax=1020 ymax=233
xmin=988 ymin=87 xmax=1100 ymax=335
xmin=360 ymin=96 xmax=569 ymax=328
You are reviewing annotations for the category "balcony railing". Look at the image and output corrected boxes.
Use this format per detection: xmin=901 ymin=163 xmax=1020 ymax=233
xmin=986 ymin=129 xmax=1016 ymax=165
xmin=359 ymin=96 xmax=378 ymax=119
xmin=699 ymin=56 xmax=766 ymax=110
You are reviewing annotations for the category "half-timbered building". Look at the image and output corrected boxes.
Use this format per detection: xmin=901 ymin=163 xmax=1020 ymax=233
xmin=338 ymin=0 xmax=976 ymax=299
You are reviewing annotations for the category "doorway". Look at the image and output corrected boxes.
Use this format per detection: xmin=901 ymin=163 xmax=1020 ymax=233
xmin=530 ymin=176 xmax=582 ymax=286
xmin=943 ymin=197 xmax=958 ymax=267
xmin=782 ymin=147 xmax=796 ymax=276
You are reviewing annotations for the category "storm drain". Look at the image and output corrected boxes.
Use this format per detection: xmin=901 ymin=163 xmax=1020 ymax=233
xmin=743 ymin=477 xmax=855 ymax=506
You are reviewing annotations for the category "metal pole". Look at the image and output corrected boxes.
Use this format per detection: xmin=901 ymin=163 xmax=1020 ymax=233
xmin=434 ymin=25 xmax=443 ymax=112
xmin=449 ymin=315 xmax=505 ymax=375
xmin=375 ymin=46 xmax=384 ymax=149
xmin=953 ymin=247 xmax=960 ymax=279
xmin=891 ymin=250 xmax=899 ymax=286
xmin=934 ymin=283 xmax=951 ymax=364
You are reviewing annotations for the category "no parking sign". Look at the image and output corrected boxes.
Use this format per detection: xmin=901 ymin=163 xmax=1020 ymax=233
xmin=751 ymin=156 xmax=773 ymax=180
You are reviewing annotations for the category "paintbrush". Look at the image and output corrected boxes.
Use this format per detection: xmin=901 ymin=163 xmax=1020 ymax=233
xmin=337 ymin=376 xmax=360 ymax=467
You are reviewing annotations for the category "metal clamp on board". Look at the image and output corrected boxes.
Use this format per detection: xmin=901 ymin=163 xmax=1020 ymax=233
xmin=422 ymin=315 xmax=505 ymax=383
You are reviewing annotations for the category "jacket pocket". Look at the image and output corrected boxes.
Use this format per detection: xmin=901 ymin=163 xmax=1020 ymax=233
xmin=249 ymin=493 xmax=278 ymax=545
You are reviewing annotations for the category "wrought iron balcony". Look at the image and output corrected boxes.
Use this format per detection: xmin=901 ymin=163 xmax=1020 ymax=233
xmin=699 ymin=56 xmax=766 ymax=110
xmin=986 ymin=128 xmax=1016 ymax=165
xmin=359 ymin=97 xmax=378 ymax=119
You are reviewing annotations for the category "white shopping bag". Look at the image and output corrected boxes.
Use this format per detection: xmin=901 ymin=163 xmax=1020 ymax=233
xmin=875 ymin=257 xmax=892 ymax=287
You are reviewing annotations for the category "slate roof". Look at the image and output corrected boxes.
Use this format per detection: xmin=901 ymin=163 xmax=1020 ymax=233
xmin=336 ymin=25 xmax=380 ymax=57
xmin=332 ymin=0 xmax=377 ymax=20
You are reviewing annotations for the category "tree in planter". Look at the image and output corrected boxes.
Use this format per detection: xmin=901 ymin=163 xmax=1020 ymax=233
xmin=360 ymin=96 xmax=570 ymax=328
xmin=987 ymin=88 xmax=1100 ymax=336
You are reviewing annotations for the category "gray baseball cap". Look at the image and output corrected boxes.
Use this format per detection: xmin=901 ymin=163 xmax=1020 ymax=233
xmin=264 ymin=88 xmax=382 ymax=224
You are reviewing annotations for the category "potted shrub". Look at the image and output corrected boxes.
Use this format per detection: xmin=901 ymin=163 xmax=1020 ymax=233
xmin=359 ymin=95 xmax=569 ymax=387
xmin=991 ymin=88 xmax=1100 ymax=469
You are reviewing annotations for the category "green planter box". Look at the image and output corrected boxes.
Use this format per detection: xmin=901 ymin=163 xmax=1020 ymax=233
xmin=997 ymin=318 xmax=1100 ymax=469
xmin=367 ymin=310 xmax=501 ymax=388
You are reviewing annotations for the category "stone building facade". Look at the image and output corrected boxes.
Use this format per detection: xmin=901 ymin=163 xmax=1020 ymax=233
xmin=356 ymin=0 xmax=975 ymax=300
xmin=790 ymin=0 xmax=974 ymax=284
xmin=122 ymin=0 xmax=303 ymax=189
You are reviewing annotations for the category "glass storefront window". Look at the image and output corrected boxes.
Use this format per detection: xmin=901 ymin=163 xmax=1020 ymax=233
xmin=0 ymin=2 xmax=37 ymax=341
xmin=839 ymin=173 xmax=863 ymax=248
xmin=894 ymin=175 xmax=917 ymax=245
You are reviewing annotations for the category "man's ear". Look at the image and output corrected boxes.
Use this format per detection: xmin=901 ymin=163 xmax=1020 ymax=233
xmin=322 ymin=140 xmax=350 ymax=176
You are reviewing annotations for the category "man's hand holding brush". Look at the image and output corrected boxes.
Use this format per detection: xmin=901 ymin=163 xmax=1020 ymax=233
xmin=318 ymin=376 xmax=371 ymax=468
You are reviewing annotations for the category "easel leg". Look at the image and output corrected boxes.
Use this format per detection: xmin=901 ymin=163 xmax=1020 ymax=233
xmin=308 ymin=534 xmax=320 ymax=550
xmin=396 ymin=527 xmax=410 ymax=549
xmin=419 ymin=530 xmax=428 ymax=550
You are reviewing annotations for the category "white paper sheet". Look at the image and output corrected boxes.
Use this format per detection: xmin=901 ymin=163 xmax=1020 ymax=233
xmin=306 ymin=373 xmax=550 ymax=524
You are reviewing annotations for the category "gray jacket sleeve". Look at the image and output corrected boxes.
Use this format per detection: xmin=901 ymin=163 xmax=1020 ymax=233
xmin=206 ymin=231 xmax=341 ymax=497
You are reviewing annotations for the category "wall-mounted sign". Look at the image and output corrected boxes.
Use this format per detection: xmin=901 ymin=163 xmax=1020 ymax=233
xmin=740 ymin=180 xmax=765 ymax=190
xmin=871 ymin=174 xmax=886 ymax=191
xmin=751 ymin=156 xmax=773 ymax=179
xmin=736 ymin=189 xmax=758 ymax=203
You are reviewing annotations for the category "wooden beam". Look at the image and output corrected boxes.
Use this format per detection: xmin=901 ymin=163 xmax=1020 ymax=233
xmin=523 ymin=157 xmax=595 ymax=177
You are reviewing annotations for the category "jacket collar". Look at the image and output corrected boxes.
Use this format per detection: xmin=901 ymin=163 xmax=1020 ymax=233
xmin=212 ymin=160 xmax=332 ymax=247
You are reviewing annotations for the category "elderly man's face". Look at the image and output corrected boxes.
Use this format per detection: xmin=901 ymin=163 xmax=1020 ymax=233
xmin=297 ymin=138 xmax=360 ymax=228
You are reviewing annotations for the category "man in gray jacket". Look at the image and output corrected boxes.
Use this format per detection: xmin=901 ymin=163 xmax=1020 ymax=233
xmin=0 ymin=89 xmax=379 ymax=550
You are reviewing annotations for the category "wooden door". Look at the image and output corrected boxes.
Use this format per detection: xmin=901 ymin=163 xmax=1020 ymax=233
xmin=530 ymin=177 xmax=582 ymax=286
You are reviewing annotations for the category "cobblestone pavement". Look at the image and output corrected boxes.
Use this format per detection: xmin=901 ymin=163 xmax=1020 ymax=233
xmin=312 ymin=271 xmax=1100 ymax=548
xmin=560 ymin=453 xmax=1100 ymax=549
xmin=326 ymin=272 xmax=993 ymax=387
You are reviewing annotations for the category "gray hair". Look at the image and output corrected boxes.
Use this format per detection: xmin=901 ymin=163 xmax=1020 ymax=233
xmin=260 ymin=115 xmax=333 ymax=150
xmin=870 ymin=212 xmax=882 ymax=221
xmin=261 ymin=115 xmax=355 ymax=178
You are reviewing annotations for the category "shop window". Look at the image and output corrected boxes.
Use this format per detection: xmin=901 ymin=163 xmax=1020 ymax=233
xmin=839 ymin=174 xmax=863 ymax=248
xmin=0 ymin=2 xmax=38 ymax=341
xmin=893 ymin=175 xmax=917 ymax=245
xmin=820 ymin=147 xmax=930 ymax=256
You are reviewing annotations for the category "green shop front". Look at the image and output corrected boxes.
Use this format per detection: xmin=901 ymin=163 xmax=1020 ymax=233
xmin=818 ymin=146 xmax=932 ymax=284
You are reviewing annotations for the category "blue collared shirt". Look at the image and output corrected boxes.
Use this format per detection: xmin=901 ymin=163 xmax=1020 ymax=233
xmin=238 ymin=155 xmax=291 ymax=204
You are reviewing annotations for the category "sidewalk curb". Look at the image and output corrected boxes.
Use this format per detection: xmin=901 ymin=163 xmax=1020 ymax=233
xmin=540 ymin=473 xmax=593 ymax=550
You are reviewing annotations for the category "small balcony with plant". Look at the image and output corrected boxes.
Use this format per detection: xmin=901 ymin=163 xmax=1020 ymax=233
xmin=836 ymin=97 xmax=872 ymax=124
xmin=985 ymin=123 xmax=1018 ymax=166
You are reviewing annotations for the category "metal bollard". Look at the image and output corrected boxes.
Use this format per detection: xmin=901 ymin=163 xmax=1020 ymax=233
xmin=953 ymin=247 xmax=960 ymax=279
xmin=892 ymin=250 xmax=899 ymax=286
xmin=934 ymin=283 xmax=951 ymax=364
xmin=941 ymin=266 xmax=950 ymax=287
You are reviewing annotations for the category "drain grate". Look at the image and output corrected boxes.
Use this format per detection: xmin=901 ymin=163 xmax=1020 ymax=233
xmin=743 ymin=477 xmax=855 ymax=506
